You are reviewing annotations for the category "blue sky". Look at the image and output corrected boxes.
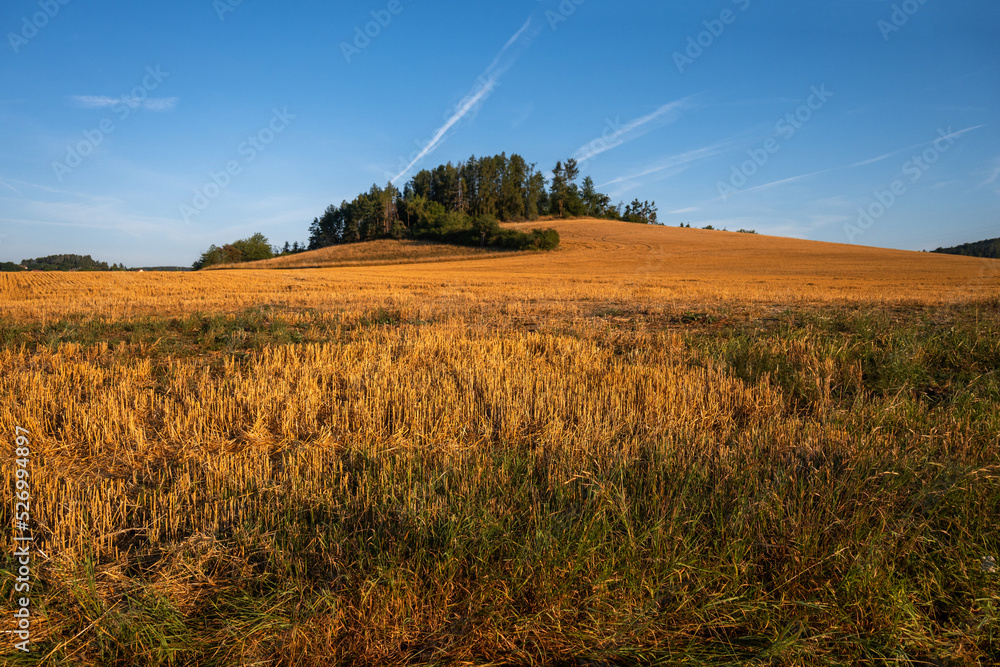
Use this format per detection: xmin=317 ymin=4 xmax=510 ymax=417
xmin=1 ymin=0 xmax=997 ymax=266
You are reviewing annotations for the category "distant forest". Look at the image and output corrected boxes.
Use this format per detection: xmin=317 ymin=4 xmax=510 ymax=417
xmin=307 ymin=154 xmax=657 ymax=252
xmin=1 ymin=254 xmax=127 ymax=272
xmin=932 ymin=237 xmax=1000 ymax=259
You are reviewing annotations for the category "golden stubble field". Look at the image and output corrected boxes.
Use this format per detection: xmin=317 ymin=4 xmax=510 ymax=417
xmin=1 ymin=220 xmax=998 ymax=665
xmin=1 ymin=220 xmax=996 ymax=323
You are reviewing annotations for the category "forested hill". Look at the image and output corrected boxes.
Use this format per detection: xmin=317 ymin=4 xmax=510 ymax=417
xmin=932 ymin=237 xmax=1000 ymax=259
xmin=307 ymin=153 xmax=658 ymax=252
xmin=192 ymin=153 xmax=662 ymax=269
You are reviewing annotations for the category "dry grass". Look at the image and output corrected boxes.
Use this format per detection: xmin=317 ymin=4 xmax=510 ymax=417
xmin=1 ymin=221 xmax=998 ymax=665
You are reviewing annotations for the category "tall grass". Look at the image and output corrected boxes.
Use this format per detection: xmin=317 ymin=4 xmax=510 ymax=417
xmin=1 ymin=302 xmax=998 ymax=665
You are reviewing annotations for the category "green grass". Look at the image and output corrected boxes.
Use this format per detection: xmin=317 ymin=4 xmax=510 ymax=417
xmin=0 ymin=305 xmax=420 ymax=361
xmin=2 ymin=303 xmax=998 ymax=665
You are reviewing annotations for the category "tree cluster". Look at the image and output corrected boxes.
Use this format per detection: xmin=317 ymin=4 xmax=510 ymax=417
xmin=192 ymin=233 xmax=274 ymax=270
xmin=277 ymin=241 xmax=308 ymax=256
xmin=308 ymin=154 xmax=659 ymax=252
xmin=621 ymin=199 xmax=658 ymax=225
xmin=693 ymin=225 xmax=757 ymax=233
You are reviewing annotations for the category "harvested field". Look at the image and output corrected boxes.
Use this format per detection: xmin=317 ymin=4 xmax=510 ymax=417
xmin=1 ymin=220 xmax=998 ymax=665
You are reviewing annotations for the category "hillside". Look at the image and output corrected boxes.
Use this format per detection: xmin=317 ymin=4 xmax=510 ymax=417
xmin=223 ymin=218 xmax=994 ymax=280
xmin=3 ymin=216 xmax=1000 ymax=666
xmin=208 ymin=238 xmax=519 ymax=270
xmin=240 ymin=218 xmax=998 ymax=300
xmin=2 ymin=219 xmax=997 ymax=322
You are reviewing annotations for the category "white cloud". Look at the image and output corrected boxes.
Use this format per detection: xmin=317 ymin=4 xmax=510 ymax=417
xmin=141 ymin=97 xmax=179 ymax=112
xmin=72 ymin=95 xmax=119 ymax=109
xmin=71 ymin=95 xmax=178 ymax=112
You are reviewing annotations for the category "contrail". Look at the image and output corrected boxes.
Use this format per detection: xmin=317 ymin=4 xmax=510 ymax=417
xmin=724 ymin=124 xmax=989 ymax=200
xmin=391 ymin=16 xmax=536 ymax=185
xmin=599 ymin=142 xmax=731 ymax=188
xmin=0 ymin=177 xmax=21 ymax=195
xmin=573 ymin=98 xmax=693 ymax=164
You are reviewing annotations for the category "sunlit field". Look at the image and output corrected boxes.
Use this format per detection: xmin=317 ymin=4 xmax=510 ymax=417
xmin=2 ymin=221 xmax=997 ymax=323
xmin=2 ymin=220 xmax=999 ymax=665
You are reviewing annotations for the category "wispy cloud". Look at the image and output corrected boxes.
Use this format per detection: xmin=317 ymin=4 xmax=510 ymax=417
xmin=572 ymin=98 xmax=694 ymax=163
xmin=600 ymin=141 xmax=732 ymax=188
xmin=851 ymin=152 xmax=896 ymax=167
xmin=391 ymin=17 xmax=537 ymax=184
xmin=510 ymin=103 xmax=533 ymax=130
xmin=72 ymin=95 xmax=119 ymax=108
xmin=732 ymin=168 xmax=835 ymax=198
xmin=71 ymin=95 xmax=178 ymax=112
xmin=723 ymin=125 xmax=990 ymax=200
xmin=938 ymin=124 xmax=987 ymax=143
xmin=0 ymin=177 xmax=21 ymax=195
xmin=141 ymin=98 xmax=179 ymax=112
xmin=3 ymin=197 xmax=167 ymax=238
xmin=981 ymin=158 xmax=1000 ymax=194
xmin=984 ymin=161 xmax=1000 ymax=185
xmin=487 ymin=18 xmax=533 ymax=72
xmin=812 ymin=195 xmax=852 ymax=208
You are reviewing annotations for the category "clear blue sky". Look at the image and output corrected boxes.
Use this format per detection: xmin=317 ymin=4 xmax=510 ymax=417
xmin=1 ymin=0 xmax=997 ymax=266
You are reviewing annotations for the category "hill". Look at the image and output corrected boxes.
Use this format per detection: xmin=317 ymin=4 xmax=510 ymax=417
xmin=932 ymin=236 xmax=1000 ymax=259
xmin=207 ymin=238 xmax=521 ymax=270
xmin=1 ymin=219 xmax=997 ymax=323
xmin=223 ymin=217 xmax=993 ymax=280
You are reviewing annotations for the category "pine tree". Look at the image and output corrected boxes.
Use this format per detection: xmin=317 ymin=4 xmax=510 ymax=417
xmin=550 ymin=161 xmax=566 ymax=217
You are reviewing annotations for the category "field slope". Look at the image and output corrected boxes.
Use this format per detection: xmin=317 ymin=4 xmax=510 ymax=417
xmin=208 ymin=238 xmax=519 ymax=270
xmin=1 ymin=219 xmax=996 ymax=322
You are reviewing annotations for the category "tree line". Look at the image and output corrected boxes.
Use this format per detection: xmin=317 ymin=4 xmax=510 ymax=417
xmin=1 ymin=254 xmax=128 ymax=272
xmin=932 ymin=237 xmax=1000 ymax=259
